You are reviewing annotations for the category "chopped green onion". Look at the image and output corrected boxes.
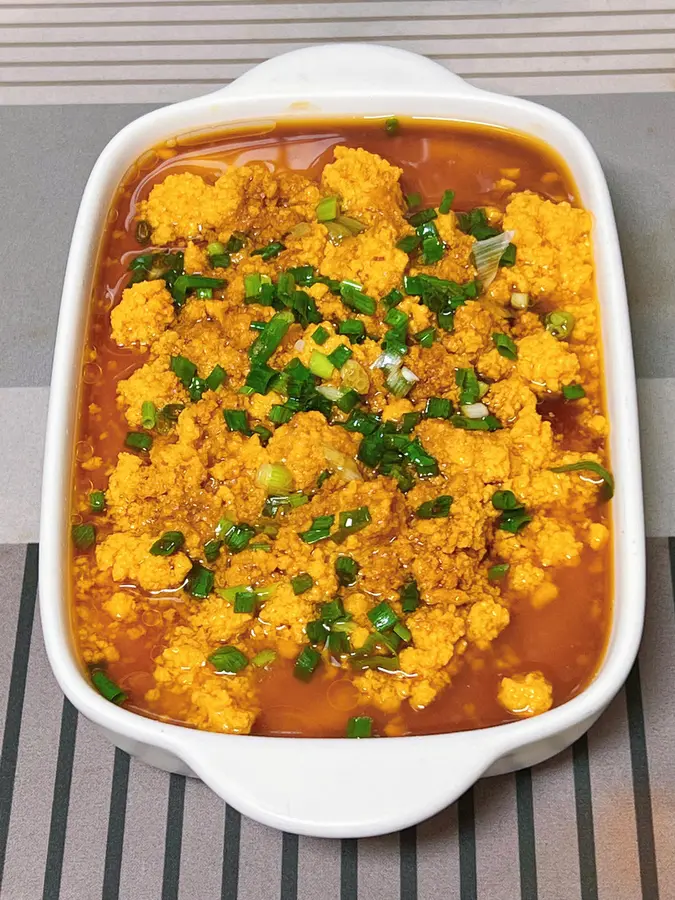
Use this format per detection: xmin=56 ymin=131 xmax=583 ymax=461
xmin=316 ymin=196 xmax=340 ymax=222
xmin=306 ymin=620 xmax=329 ymax=645
xmin=335 ymin=555 xmax=360 ymax=587
xmin=72 ymin=523 xmax=96 ymax=550
xmin=244 ymin=273 xmax=263 ymax=299
xmin=309 ymin=350 xmax=335 ymax=379
xmin=312 ymin=325 xmax=329 ymax=345
xmin=385 ymin=365 xmax=418 ymax=398
xmin=335 ymin=389 xmax=360 ymax=413
xmin=207 ymin=241 xmax=225 ymax=256
xmin=225 ymin=233 xmax=246 ymax=253
xmin=368 ymin=601 xmax=399 ymax=632
xmin=234 ymin=591 xmax=257 ymax=614
xmin=287 ymin=265 xmax=315 ymax=285
xmin=384 ymin=307 xmax=407 ymax=330
xmin=294 ymin=645 xmax=322 ymax=681
xmin=256 ymin=462 xmax=294 ymax=494
xmin=450 ymin=414 xmax=502 ymax=432
xmin=438 ymin=189 xmax=455 ymax=215
xmin=545 ymin=310 xmax=575 ymax=340
xmin=252 ymin=424 xmax=272 ymax=444
xmin=125 ymin=432 xmax=152 ymax=452
xmin=492 ymin=490 xmax=520 ymax=510
xmin=252 ymin=241 xmax=285 ymax=260
xmin=399 ymin=580 xmax=420 ymax=613
xmin=252 ymin=649 xmax=276 ymax=668
xmin=291 ymin=573 xmax=314 ymax=595
xmin=222 ymin=522 xmax=256 ymax=554
xmin=500 ymin=243 xmax=517 ymax=267
xmin=406 ymin=192 xmax=422 ymax=208
xmin=563 ymin=384 xmax=586 ymax=400
xmin=457 ymin=208 xmax=500 ymax=240
xmin=203 ymin=539 xmax=223 ymax=563
xmin=338 ymin=319 xmax=366 ymax=344
xmin=210 ymin=254 xmax=231 ymax=268
xmin=347 ymin=716 xmax=373 ymax=738
xmin=393 ymin=622 xmax=412 ymax=642
xmin=172 ymin=274 xmax=225 ymax=307
xmin=262 ymin=491 xmax=308 ymax=517
xmin=89 ymin=490 xmax=106 ymax=513
xmin=424 ymin=397 xmax=452 ymax=419
xmin=385 ymin=117 xmax=399 ymax=135
xmin=246 ymin=363 xmax=277 ymax=396
xmin=383 ymin=288 xmax=404 ymax=310
xmin=321 ymin=597 xmax=346 ymax=623
xmin=342 ymin=409 xmax=380 ymax=436
xmin=195 ymin=287 xmax=213 ymax=299
xmin=170 ymin=355 xmax=197 ymax=388
xmin=91 ymin=670 xmax=127 ymax=705
xmin=350 ymin=655 xmax=400 ymax=672
xmin=223 ymin=409 xmax=250 ymax=434
xmin=399 ymin=411 xmax=422 ymax=434
xmin=205 ymin=364 xmax=226 ymax=392
xmin=150 ymin=531 xmax=185 ymax=556
xmin=416 ymin=495 xmax=453 ymax=519
xmin=456 ymin=367 xmax=480 ymax=405
xmin=550 ymin=460 xmax=614 ymax=500
xmin=249 ymin=542 xmax=271 ymax=552
xmin=209 ymin=645 xmax=248 ymax=674
xmin=488 ymin=563 xmax=510 ymax=581
xmin=317 ymin=469 xmax=332 ymax=489
xmin=269 ymin=404 xmax=295 ymax=425
xmin=471 ymin=230 xmax=516 ymax=289
xmin=415 ymin=326 xmax=436 ymax=348
xmin=408 ymin=208 xmax=437 ymax=227
xmin=418 ymin=220 xmax=445 ymax=265
xmin=404 ymin=438 xmax=439 ymax=477
xmin=493 ymin=332 xmax=518 ymax=361
xmin=396 ymin=234 xmax=421 ymax=253
xmin=140 ymin=400 xmax=156 ymax=430
xmin=332 ymin=506 xmax=371 ymax=544
xmin=340 ymin=282 xmax=376 ymax=316
xmin=186 ymin=562 xmax=215 ymax=599
xmin=299 ymin=514 xmax=335 ymax=544
xmin=249 ymin=310 xmax=294 ymax=365
xmin=327 ymin=345 xmax=353 ymax=369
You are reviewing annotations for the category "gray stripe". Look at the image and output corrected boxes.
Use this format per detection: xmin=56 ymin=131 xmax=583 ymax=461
xmin=237 ymin=816 xmax=282 ymax=900
xmin=624 ymin=663 xmax=659 ymax=899
xmin=400 ymin=826 xmax=418 ymax=900
xmin=221 ymin=806 xmax=241 ymax=900
xmin=516 ymin=769 xmax=538 ymax=900
xmin=118 ymin=762 xmax=170 ymax=900
xmin=298 ymin=836 xmax=341 ymax=900
xmin=103 ymin=749 xmax=130 ymax=900
xmin=42 ymin=698 xmax=78 ymax=900
xmin=417 ymin=806 xmax=460 ymax=898
xmin=161 ymin=774 xmax=186 ymax=900
xmin=340 ymin=839 xmax=357 ymax=900
xmin=281 ymin=832 xmax=299 ymax=900
xmin=458 ymin=789 xmax=477 ymax=900
xmin=358 ymin=834 xmax=399 ymax=900
xmin=573 ymin=736 xmax=599 ymax=900
xmin=0 ymin=544 xmax=38 ymax=892
xmin=474 ymin=775 xmax=521 ymax=898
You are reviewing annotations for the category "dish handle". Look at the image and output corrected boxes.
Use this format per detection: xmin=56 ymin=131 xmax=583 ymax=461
xmin=205 ymin=43 xmax=481 ymax=101
xmin=172 ymin=729 xmax=502 ymax=838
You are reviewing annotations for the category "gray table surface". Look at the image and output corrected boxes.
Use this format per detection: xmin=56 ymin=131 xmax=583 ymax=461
xmin=2 ymin=6 xmax=675 ymax=898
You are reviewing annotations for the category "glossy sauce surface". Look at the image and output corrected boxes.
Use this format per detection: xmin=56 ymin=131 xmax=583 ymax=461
xmin=73 ymin=119 xmax=611 ymax=737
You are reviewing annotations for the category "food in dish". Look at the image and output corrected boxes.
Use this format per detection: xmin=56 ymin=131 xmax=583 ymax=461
xmin=70 ymin=119 xmax=613 ymax=739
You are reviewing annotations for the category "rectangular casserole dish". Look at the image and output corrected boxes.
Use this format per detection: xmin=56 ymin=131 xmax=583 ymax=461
xmin=39 ymin=43 xmax=645 ymax=838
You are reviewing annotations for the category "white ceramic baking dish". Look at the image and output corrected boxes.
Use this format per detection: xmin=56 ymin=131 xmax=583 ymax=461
xmin=39 ymin=43 xmax=645 ymax=838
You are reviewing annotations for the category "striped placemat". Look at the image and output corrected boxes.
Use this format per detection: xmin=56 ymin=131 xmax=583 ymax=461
xmin=2 ymin=3 xmax=675 ymax=898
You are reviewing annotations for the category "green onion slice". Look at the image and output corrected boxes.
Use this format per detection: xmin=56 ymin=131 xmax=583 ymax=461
xmin=562 ymin=384 xmax=586 ymax=400
xmin=72 ymin=523 xmax=96 ymax=551
xmin=125 ymin=432 xmax=153 ymax=452
xmin=332 ymin=506 xmax=371 ymax=544
xmin=223 ymin=409 xmax=251 ymax=434
xmin=209 ymin=645 xmax=248 ymax=674
xmin=150 ymin=531 xmax=185 ymax=556
xmin=299 ymin=514 xmax=335 ymax=544
xmin=186 ymin=562 xmax=215 ymax=599
xmin=545 ymin=310 xmax=575 ymax=340
xmin=416 ymin=495 xmax=453 ymax=519
xmin=291 ymin=572 xmax=314 ymax=595
xmin=488 ymin=563 xmax=510 ymax=581
xmin=399 ymin=580 xmax=420 ymax=612
xmin=368 ymin=601 xmax=399 ymax=632
xmin=316 ymin=195 xmax=340 ymax=222
xmin=438 ymin=189 xmax=455 ymax=214
xmin=335 ymin=555 xmax=360 ymax=587
xmin=550 ymin=460 xmax=614 ymax=499
xmin=294 ymin=645 xmax=322 ymax=681
xmin=249 ymin=311 xmax=294 ymax=365
xmin=91 ymin=669 xmax=127 ymax=705
xmin=252 ymin=649 xmax=277 ymax=668
xmin=251 ymin=241 xmax=285 ymax=260
xmin=346 ymin=716 xmax=373 ymax=738
xmin=312 ymin=325 xmax=329 ymax=345
xmin=424 ymin=397 xmax=452 ymax=419
xmin=385 ymin=117 xmax=399 ymax=135
xmin=89 ymin=490 xmax=106 ymax=513
xmin=141 ymin=400 xmax=157 ymax=429
xmin=493 ymin=332 xmax=518 ymax=361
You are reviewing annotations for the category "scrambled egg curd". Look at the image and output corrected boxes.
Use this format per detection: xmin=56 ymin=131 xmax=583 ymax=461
xmin=71 ymin=121 xmax=612 ymax=739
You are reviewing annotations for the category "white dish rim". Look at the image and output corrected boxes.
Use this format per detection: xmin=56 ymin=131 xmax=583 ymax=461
xmin=39 ymin=43 xmax=645 ymax=838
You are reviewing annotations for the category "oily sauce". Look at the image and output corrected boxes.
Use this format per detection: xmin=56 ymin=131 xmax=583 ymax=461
xmin=73 ymin=118 xmax=611 ymax=737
